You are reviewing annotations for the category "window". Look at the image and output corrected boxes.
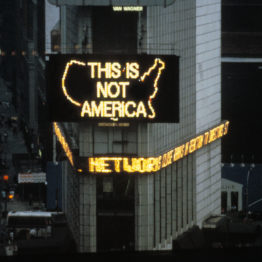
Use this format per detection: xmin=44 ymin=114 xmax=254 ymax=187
xmin=221 ymin=191 xmax=227 ymax=214
xmin=231 ymin=191 xmax=239 ymax=211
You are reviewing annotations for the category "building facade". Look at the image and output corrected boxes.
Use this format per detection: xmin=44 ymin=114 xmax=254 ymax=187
xmin=222 ymin=163 xmax=262 ymax=213
xmin=221 ymin=1 xmax=262 ymax=217
xmin=48 ymin=0 xmax=225 ymax=253
xmin=221 ymin=177 xmax=243 ymax=213
xmin=0 ymin=0 xmax=48 ymax=204
xmin=221 ymin=0 xmax=262 ymax=164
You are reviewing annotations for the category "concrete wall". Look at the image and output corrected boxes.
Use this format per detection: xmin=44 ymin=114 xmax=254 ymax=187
xmin=60 ymin=6 xmax=92 ymax=53
xmin=60 ymin=5 xmax=79 ymax=53
xmin=77 ymin=123 xmax=139 ymax=252
xmin=135 ymin=0 xmax=222 ymax=250
xmin=135 ymin=0 xmax=196 ymax=250
xmin=62 ymin=161 xmax=80 ymax=250
xmin=195 ymin=0 xmax=221 ymax=226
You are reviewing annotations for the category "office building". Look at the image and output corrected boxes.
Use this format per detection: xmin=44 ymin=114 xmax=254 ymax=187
xmin=48 ymin=0 xmax=227 ymax=252
xmin=0 ymin=1 xmax=48 ymax=203
xmin=221 ymin=0 xmax=262 ymax=164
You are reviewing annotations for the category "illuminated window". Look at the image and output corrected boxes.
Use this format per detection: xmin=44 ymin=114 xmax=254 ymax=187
xmin=221 ymin=191 xmax=227 ymax=214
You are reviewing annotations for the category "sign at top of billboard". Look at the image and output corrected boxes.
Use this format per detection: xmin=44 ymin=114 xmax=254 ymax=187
xmin=47 ymin=0 xmax=176 ymax=7
xmin=46 ymin=54 xmax=179 ymax=123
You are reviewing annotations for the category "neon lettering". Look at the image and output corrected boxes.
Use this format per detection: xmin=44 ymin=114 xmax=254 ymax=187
xmin=61 ymin=59 xmax=166 ymax=121
xmin=53 ymin=122 xmax=74 ymax=167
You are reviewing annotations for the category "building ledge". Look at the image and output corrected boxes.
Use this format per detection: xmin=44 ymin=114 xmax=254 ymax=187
xmin=48 ymin=0 xmax=175 ymax=6
xmin=202 ymin=215 xmax=228 ymax=229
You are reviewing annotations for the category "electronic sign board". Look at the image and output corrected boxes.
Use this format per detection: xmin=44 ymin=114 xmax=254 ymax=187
xmin=74 ymin=121 xmax=230 ymax=175
xmin=46 ymin=54 xmax=179 ymax=123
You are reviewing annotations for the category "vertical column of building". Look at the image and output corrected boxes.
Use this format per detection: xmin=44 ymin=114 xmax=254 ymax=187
xmin=171 ymin=163 xmax=177 ymax=238
xmin=62 ymin=160 xmax=80 ymax=250
xmin=135 ymin=173 xmax=155 ymax=250
xmin=79 ymin=123 xmax=96 ymax=252
xmin=79 ymin=175 xmax=96 ymax=252
xmin=76 ymin=7 xmax=92 ymax=53
xmin=28 ymin=42 xmax=37 ymax=129
xmin=138 ymin=0 xmax=197 ymax=250
xmin=71 ymin=9 xmax=94 ymax=252
xmin=137 ymin=8 xmax=147 ymax=53
xmin=174 ymin=0 xmax=197 ymax=242
xmin=176 ymin=160 xmax=183 ymax=235
xmin=59 ymin=5 xmax=86 ymax=252
xmin=27 ymin=2 xmax=38 ymax=130
xmin=135 ymin=124 xmax=155 ymax=250
xmin=195 ymin=0 xmax=222 ymax=226
xmin=165 ymin=165 xmax=172 ymax=247
xmin=160 ymin=168 xmax=167 ymax=247
xmin=60 ymin=5 xmax=78 ymax=53
xmin=188 ymin=154 xmax=195 ymax=225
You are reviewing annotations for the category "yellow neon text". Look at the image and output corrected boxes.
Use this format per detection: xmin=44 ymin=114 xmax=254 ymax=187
xmin=53 ymin=122 xmax=74 ymax=167
xmin=113 ymin=6 xmax=144 ymax=12
xmin=81 ymin=100 xmax=147 ymax=119
xmin=96 ymin=81 xmax=129 ymax=98
xmin=126 ymin=62 xmax=140 ymax=79
xmin=140 ymin=58 xmax=165 ymax=118
xmin=87 ymin=121 xmax=230 ymax=174
xmin=87 ymin=62 xmax=139 ymax=79
xmin=61 ymin=59 xmax=165 ymax=121
xmin=123 ymin=6 xmax=143 ymax=11
xmin=195 ymin=135 xmax=204 ymax=149
xmin=88 ymin=157 xmax=162 ymax=174
xmin=224 ymin=121 xmax=229 ymax=135
xmin=184 ymin=142 xmax=189 ymax=156
xmin=161 ymin=149 xmax=173 ymax=168
xmin=173 ymin=145 xmax=185 ymax=162
xmin=89 ymin=157 xmax=112 ymax=173
xmin=61 ymin=60 xmax=85 ymax=107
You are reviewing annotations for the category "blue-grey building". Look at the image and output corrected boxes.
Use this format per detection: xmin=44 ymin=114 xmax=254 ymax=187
xmin=222 ymin=164 xmax=262 ymax=212
xmin=46 ymin=161 xmax=62 ymax=211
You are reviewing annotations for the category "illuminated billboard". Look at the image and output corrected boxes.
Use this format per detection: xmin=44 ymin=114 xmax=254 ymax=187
xmin=46 ymin=54 xmax=179 ymax=123
xmin=75 ymin=121 xmax=229 ymax=175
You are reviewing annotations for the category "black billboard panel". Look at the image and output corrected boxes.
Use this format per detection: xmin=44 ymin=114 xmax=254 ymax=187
xmin=46 ymin=54 xmax=179 ymax=123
